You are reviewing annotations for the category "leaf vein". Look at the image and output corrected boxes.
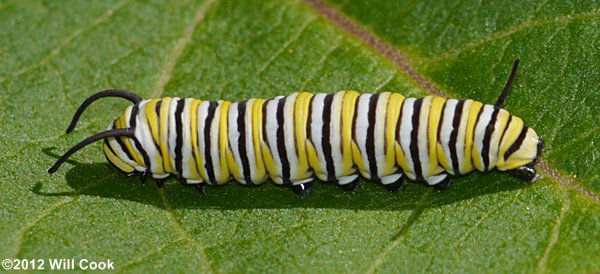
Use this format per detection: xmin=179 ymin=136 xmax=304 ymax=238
xmin=425 ymin=12 xmax=600 ymax=63
xmin=256 ymin=16 xmax=317 ymax=76
xmin=366 ymin=189 xmax=432 ymax=273
xmin=305 ymin=0 xmax=600 ymax=204
xmin=536 ymin=183 xmax=571 ymax=274
xmin=1 ymin=0 xmax=131 ymax=83
xmin=157 ymin=188 xmax=214 ymax=273
xmin=151 ymin=0 xmax=217 ymax=98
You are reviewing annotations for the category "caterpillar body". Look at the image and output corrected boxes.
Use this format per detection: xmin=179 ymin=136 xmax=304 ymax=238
xmin=49 ymin=60 xmax=543 ymax=194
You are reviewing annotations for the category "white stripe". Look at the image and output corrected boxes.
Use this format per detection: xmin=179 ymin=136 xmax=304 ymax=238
xmin=284 ymin=93 xmax=300 ymax=181
xmin=354 ymin=94 xmax=371 ymax=178
xmin=211 ymin=101 xmax=228 ymax=184
xmin=456 ymin=100 xmax=473 ymax=174
xmin=264 ymin=96 xmax=284 ymax=184
xmin=474 ymin=104 xmax=494 ymax=171
xmin=398 ymin=98 xmax=416 ymax=180
xmin=244 ymin=99 xmax=261 ymax=183
xmin=439 ymin=99 xmax=458 ymax=174
xmin=309 ymin=94 xmax=327 ymax=181
xmin=196 ymin=101 xmax=209 ymax=182
xmin=417 ymin=97 xmax=432 ymax=183
xmin=180 ymin=99 xmax=195 ymax=180
xmin=227 ymin=102 xmax=244 ymax=182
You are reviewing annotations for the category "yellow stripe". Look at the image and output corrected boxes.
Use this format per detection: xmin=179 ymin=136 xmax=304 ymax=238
xmin=251 ymin=98 xmax=268 ymax=182
xmin=103 ymin=142 xmax=134 ymax=173
xmin=143 ymin=99 xmax=164 ymax=174
xmin=294 ymin=92 xmax=313 ymax=179
xmin=464 ymin=100 xmax=483 ymax=173
xmin=184 ymin=99 xmax=200 ymax=180
xmin=497 ymin=115 xmax=524 ymax=167
xmin=387 ymin=93 xmax=406 ymax=174
xmin=377 ymin=92 xmax=395 ymax=175
xmin=427 ymin=96 xmax=446 ymax=175
xmin=159 ymin=97 xmax=173 ymax=173
xmin=341 ymin=91 xmax=360 ymax=174
xmin=217 ymin=101 xmax=231 ymax=184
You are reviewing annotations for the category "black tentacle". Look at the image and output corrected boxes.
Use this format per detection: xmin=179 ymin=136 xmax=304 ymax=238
xmin=66 ymin=90 xmax=142 ymax=133
xmin=495 ymin=59 xmax=520 ymax=107
xmin=48 ymin=128 xmax=136 ymax=173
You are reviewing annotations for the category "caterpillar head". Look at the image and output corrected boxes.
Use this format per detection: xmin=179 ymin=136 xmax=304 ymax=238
xmin=101 ymin=117 xmax=142 ymax=176
xmin=501 ymin=128 xmax=544 ymax=182
xmin=48 ymin=90 xmax=144 ymax=176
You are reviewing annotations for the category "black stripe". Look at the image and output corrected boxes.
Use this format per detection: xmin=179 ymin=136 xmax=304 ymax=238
xmin=351 ymin=95 xmax=360 ymax=148
xmin=436 ymin=101 xmax=447 ymax=143
xmin=395 ymin=98 xmax=405 ymax=145
xmin=504 ymin=125 xmax=528 ymax=161
xmin=338 ymin=93 xmax=345 ymax=155
xmin=129 ymin=103 xmax=151 ymax=170
xmin=174 ymin=99 xmax=186 ymax=176
xmin=322 ymin=94 xmax=336 ymax=182
xmin=449 ymin=101 xmax=465 ymax=174
xmin=410 ymin=99 xmax=424 ymax=181
xmin=306 ymin=96 xmax=314 ymax=140
xmin=262 ymin=99 xmax=270 ymax=145
xmin=204 ymin=101 xmax=218 ymax=185
xmin=152 ymin=100 xmax=164 ymax=156
xmin=276 ymin=97 xmax=291 ymax=184
xmin=481 ymin=106 xmax=500 ymax=171
xmin=366 ymin=94 xmax=380 ymax=181
xmin=155 ymin=101 xmax=162 ymax=116
xmin=237 ymin=101 xmax=253 ymax=185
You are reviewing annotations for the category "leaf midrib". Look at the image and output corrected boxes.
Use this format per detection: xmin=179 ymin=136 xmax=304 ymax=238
xmin=303 ymin=0 xmax=599 ymax=206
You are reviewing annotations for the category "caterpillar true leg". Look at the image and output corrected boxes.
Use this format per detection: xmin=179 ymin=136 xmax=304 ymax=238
xmin=433 ymin=177 xmax=452 ymax=191
xmin=194 ymin=184 xmax=206 ymax=195
xmin=290 ymin=182 xmax=314 ymax=195
xmin=338 ymin=180 xmax=361 ymax=191
xmin=383 ymin=177 xmax=404 ymax=192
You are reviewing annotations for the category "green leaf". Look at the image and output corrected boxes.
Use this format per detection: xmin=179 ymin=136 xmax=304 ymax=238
xmin=1 ymin=0 xmax=598 ymax=273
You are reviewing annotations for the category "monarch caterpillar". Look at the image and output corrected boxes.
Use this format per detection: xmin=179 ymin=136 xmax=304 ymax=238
xmin=49 ymin=60 xmax=543 ymax=194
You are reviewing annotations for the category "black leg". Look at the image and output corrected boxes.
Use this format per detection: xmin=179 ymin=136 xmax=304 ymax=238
xmin=140 ymin=170 xmax=150 ymax=185
xmin=156 ymin=179 xmax=165 ymax=188
xmin=384 ymin=177 xmax=404 ymax=192
xmin=339 ymin=181 xmax=361 ymax=192
xmin=433 ymin=177 xmax=452 ymax=192
xmin=176 ymin=176 xmax=187 ymax=185
xmin=290 ymin=182 xmax=314 ymax=195
xmin=194 ymin=184 xmax=206 ymax=195
xmin=506 ymin=162 xmax=537 ymax=183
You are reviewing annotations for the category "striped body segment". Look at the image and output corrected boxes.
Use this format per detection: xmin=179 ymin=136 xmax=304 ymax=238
xmin=102 ymin=91 xmax=542 ymax=188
